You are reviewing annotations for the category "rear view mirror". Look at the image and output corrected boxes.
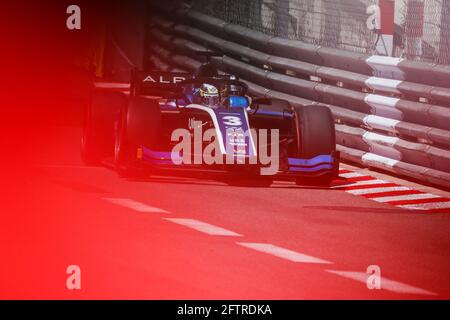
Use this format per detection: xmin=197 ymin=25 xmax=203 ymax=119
xmin=248 ymin=97 xmax=272 ymax=115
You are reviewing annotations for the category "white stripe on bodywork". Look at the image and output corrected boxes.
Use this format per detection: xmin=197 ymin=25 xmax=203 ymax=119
xmin=164 ymin=218 xmax=242 ymax=236
xmin=186 ymin=104 xmax=227 ymax=154
xmin=185 ymin=104 xmax=257 ymax=156
xmin=237 ymin=243 xmax=331 ymax=264
xmin=242 ymin=107 xmax=257 ymax=156
xmin=326 ymin=270 xmax=436 ymax=295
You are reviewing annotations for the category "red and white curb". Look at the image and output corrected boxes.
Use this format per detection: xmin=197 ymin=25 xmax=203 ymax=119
xmin=334 ymin=169 xmax=450 ymax=213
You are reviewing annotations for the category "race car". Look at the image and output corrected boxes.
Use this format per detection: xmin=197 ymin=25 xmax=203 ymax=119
xmin=81 ymin=52 xmax=339 ymax=186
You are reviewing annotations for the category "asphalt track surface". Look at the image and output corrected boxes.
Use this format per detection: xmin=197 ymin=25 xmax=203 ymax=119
xmin=1 ymin=125 xmax=450 ymax=299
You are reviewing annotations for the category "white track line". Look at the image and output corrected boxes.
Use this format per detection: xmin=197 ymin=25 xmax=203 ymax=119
xmin=326 ymin=270 xmax=436 ymax=296
xmin=102 ymin=198 xmax=169 ymax=213
xmin=237 ymin=243 xmax=331 ymax=264
xmin=398 ymin=201 xmax=450 ymax=210
xmin=347 ymin=186 xmax=410 ymax=195
xmin=164 ymin=218 xmax=242 ymax=236
xmin=371 ymin=193 xmax=440 ymax=203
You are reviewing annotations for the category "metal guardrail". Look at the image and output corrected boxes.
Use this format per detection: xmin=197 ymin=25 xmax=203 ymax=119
xmin=146 ymin=5 xmax=450 ymax=188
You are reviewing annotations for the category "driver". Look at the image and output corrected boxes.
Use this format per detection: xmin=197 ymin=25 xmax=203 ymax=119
xmin=194 ymin=83 xmax=221 ymax=107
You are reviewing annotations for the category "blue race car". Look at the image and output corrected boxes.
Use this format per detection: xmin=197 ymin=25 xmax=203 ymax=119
xmin=82 ymin=52 xmax=339 ymax=186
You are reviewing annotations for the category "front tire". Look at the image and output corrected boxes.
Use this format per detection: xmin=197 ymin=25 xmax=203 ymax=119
xmin=294 ymin=105 xmax=335 ymax=186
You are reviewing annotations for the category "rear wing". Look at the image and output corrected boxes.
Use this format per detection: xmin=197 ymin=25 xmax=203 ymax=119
xmin=130 ymin=70 xmax=191 ymax=97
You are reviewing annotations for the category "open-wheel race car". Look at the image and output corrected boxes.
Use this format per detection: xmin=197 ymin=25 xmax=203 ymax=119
xmin=82 ymin=52 xmax=339 ymax=186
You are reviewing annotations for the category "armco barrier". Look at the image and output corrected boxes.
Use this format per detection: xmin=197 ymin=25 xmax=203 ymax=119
xmin=144 ymin=5 xmax=450 ymax=188
xmin=151 ymin=19 xmax=450 ymax=130
xmin=150 ymin=28 xmax=450 ymax=144
xmin=154 ymin=13 xmax=450 ymax=105
xmin=176 ymin=6 xmax=450 ymax=89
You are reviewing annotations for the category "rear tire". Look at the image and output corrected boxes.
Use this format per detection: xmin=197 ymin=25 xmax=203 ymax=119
xmin=294 ymin=105 xmax=335 ymax=186
xmin=114 ymin=96 xmax=161 ymax=178
xmin=81 ymin=91 xmax=126 ymax=165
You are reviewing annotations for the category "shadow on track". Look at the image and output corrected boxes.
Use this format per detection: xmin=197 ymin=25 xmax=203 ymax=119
xmin=121 ymin=174 xmax=337 ymax=190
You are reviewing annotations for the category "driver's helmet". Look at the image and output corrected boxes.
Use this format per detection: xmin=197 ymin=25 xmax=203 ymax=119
xmin=198 ymin=83 xmax=220 ymax=106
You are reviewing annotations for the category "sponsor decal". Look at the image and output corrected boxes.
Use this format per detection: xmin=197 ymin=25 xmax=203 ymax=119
xmin=143 ymin=75 xmax=186 ymax=84
xmin=170 ymin=123 xmax=280 ymax=176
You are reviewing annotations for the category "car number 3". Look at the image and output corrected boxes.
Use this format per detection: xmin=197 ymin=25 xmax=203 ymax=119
xmin=222 ymin=116 xmax=243 ymax=126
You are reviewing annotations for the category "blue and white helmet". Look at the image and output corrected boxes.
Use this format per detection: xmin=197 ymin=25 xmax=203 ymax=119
xmin=199 ymin=83 xmax=220 ymax=106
